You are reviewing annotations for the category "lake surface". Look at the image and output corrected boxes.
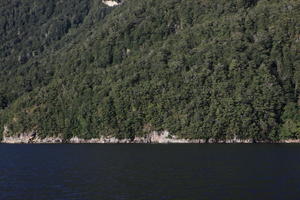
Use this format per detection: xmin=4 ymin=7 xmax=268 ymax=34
xmin=0 ymin=144 xmax=300 ymax=200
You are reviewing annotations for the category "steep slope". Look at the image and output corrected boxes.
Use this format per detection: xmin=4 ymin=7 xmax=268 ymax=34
xmin=0 ymin=0 xmax=112 ymax=107
xmin=0 ymin=0 xmax=299 ymax=142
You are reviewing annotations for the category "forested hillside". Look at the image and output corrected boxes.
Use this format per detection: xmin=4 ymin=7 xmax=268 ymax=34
xmin=0 ymin=0 xmax=299 ymax=142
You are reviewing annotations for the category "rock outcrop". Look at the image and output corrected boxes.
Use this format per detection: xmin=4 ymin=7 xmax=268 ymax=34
xmin=68 ymin=131 xmax=204 ymax=144
xmin=2 ymin=126 xmax=63 ymax=144
xmin=2 ymin=126 xmax=300 ymax=144
xmin=102 ymin=0 xmax=123 ymax=7
xmin=2 ymin=132 xmax=63 ymax=144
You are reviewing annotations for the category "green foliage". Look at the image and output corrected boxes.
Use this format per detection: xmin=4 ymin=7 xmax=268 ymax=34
xmin=280 ymin=103 xmax=300 ymax=139
xmin=0 ymin=0 xmax=299 ymax=141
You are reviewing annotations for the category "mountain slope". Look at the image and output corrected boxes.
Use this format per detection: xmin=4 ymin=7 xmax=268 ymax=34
xmin=0 ymin=0 xmax=299 ymax=142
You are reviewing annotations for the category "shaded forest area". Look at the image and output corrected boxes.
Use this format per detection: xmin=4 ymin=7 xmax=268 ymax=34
xmin=0 ymin=0 xmax=299 ymax=141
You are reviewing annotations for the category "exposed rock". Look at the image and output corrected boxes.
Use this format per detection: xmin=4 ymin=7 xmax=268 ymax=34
xmin=102 ymin=0 xmax=123 ymax=7
xmin=2 ymin=126 xmax=300 ymax=144
xmin=69 ymin=136 xmax=87 ymax=143
xmin=2 ymin=127 xmax=63 ymax=144
xmin=222 ymin=136 xmax=254 ymax=144
xmin=58 ymin=131 xmax=204 ymax=144
xmin=280 ymin=139 xmax=300 ymax=143
xmin=2 ymin=134 xmax=63 ymax=144
xmin=145 ymin=131 xmax=204 ymax=143
xmin=69 ymin=136 xmax=131 ymax=144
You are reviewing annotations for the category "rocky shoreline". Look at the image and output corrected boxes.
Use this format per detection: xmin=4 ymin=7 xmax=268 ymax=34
xmin=1 ymin=130 xmax=300 ymax=144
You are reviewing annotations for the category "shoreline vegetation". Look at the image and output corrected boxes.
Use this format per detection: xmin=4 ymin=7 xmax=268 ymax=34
xmin=2 ymin=130 xmax=300 ymax=144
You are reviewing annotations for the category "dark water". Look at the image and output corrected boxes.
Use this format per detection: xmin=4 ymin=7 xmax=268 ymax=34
xmin=0 ymin=144 xmax=300 ymax=200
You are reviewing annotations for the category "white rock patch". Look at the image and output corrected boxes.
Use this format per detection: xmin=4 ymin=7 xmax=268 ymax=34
xmin=102 ymin=0 xmax=121 ymax=7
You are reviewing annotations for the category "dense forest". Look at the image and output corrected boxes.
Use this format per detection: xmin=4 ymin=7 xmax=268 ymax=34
xmin=0 ymin=0 xmax=299 ymax=142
